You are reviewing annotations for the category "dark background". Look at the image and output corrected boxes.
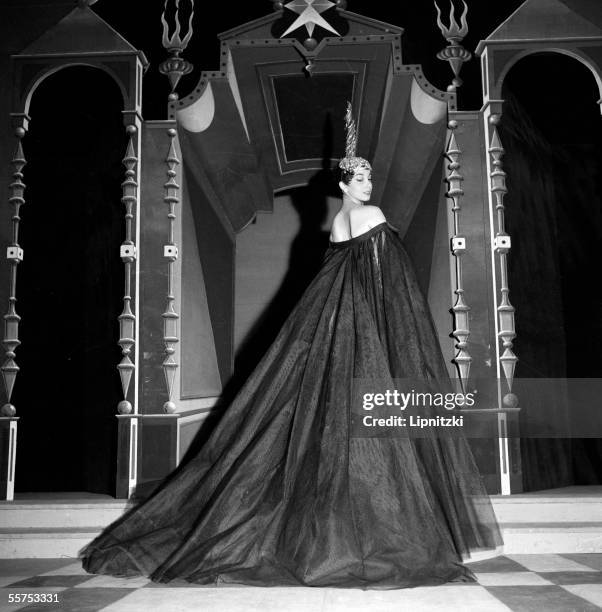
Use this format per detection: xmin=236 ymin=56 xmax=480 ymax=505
xmin=88 ymin=0 xmax=525 ymax=118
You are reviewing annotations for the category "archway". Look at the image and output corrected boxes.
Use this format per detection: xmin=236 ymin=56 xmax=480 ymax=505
xmin=499 ymin=52 xmax=602 ymax=491
xmin=13 ymin=66 xmax=126 ymax=494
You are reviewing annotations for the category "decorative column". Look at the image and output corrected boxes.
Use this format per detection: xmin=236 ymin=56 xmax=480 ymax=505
xmin=117 ymin=126 xmax=138 ymax=416
xmin=115 ymin=123 xmax=140 ymax=499
xmin=488 ymin=117 xmax=518 ymax=406
xmin=485 ymin=110 xmax=520 ymax=495
xmin=162 ymin=129 xmax=180 ymax=414
xmin=0 ymin=119 xmax=28 ymax=500
xmin=445 ymin=121 xmax=472 ymax=391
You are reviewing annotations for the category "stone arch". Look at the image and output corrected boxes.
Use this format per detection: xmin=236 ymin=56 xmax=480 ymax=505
xmin=496 ymin=48 xmax=602 ymax=112
xmin=496 ymin=50 xmax=602 ymax=490
xmin=20 ymin=61 xmax=127 ymax=118
xmin=13 ymin=64 xmax=127 ymax=494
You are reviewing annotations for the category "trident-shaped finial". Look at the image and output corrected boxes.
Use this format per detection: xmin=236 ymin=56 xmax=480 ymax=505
xmin=434 ymin=0 xmax=472 ymax=92
xmin=159 ymin=0 xmax=195 ymax=99
xmin=435 ymin=0 xmax=468 ymax=42
xmin=161 ymin=0 xmax=195 ymax=51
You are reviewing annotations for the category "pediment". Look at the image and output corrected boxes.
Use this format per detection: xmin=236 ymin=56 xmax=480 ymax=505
xmin=20 ymin=5 xmax=138 ymax=56
xmin=485 ymin=0 xmax=602 ymax=43
xmin=218 ymin=7 xmax=402 ymax=42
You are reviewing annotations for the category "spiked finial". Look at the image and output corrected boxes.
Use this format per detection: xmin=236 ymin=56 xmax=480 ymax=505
xmin=434 ymin=1 xmax=472 ymax=92
xmin=435 ymin=0 xmax=468 ymax=41
xmin=159 ymin=0 xmax=195 ymax=97
xmin=161 ymin=0 xmax=194 ymax=51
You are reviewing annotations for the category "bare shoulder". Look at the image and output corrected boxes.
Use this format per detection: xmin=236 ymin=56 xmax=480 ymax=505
xmin=350 ymin=205 xmax=386 ymax=221
xmin=349 ymin=206 xmax=386 ymax=237
xmin=329 ymin=211 xmax=351 ymax=242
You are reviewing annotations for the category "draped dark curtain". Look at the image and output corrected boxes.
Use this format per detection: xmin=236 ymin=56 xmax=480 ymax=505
xmin=14 ymin=67 xmax=125 ymax=493
xmin=500 ymin=53 xmax=602 ymax=491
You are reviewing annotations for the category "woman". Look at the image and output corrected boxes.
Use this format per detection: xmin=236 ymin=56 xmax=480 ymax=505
xmin=81 ymin=105 xmax=501 ymax=588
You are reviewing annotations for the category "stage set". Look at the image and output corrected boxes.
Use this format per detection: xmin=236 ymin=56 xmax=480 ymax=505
xmin=0 ymin=0 xmax=601 ymax=556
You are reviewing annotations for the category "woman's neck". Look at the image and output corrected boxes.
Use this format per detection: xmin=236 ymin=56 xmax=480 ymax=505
xmin=341 ymin=195 xmax=363 ymax=211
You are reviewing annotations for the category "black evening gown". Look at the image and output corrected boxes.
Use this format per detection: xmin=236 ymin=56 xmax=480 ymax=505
xmin=81 ymin=222 xmax=502 ymax=588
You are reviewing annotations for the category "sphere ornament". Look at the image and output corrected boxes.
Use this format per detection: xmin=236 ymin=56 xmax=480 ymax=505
xmin=164 ymin=400 xmax=177 ymax=414
xmin=503 ymin=393 xmax=519 ymax=409
xmin=272 ymin=1 xmax=284 ymax=9
xmin=335 ymin=0 xmax=347 ymax=7
xmin=1 ymin=403 xmax=16 ymax=417
xmin=117 ymin=400 xmax=132 ymax=415
xmin=304 ymin=37 xmax=318 ymax=51
xmin=15 ymin=127 xmax=25 ymax=139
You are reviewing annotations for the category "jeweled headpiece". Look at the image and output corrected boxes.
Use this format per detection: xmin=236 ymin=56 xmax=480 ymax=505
xmin=338 ymin=102 xmax=371 ymax=173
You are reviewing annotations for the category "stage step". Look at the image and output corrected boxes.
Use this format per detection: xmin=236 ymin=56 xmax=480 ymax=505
xmin=0 ymin=493 xmax=127 ymax=558
xmin=489 ymin=486 xmax=602 ymax=554
xmin=0 ymin=488 xmax=601 ymax=558
xmin=0 ymin=500 xmax=128 ymax=529
xmin=500 ymin=523 xmax=602 ymax=554
xmin=0 ymin=528 xmax=101 ymax=559
xmin=491 ymin=486 xmax=602 ymax=523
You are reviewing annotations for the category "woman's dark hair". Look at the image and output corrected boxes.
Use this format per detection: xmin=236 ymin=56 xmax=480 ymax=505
xmin=339 ymin=160 xmax=372 ymax=186
xmin=339 ymin=168 xmax=355 ymax=185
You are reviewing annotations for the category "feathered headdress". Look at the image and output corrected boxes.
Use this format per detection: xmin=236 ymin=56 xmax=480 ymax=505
xmin=338 ymin=102 xmax=371 ymax=173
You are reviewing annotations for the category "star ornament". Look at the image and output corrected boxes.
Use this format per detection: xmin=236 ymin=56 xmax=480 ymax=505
xmin=281 ymin=0 xmax=340 ymax=38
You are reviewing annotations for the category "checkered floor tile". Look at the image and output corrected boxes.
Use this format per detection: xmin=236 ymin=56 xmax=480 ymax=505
xmin=0 ymin=554 xmax=600 ymax=611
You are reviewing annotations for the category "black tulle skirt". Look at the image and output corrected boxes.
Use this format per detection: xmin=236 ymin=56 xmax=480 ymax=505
xmin=81 ymin=222 xmax=502 ymax=588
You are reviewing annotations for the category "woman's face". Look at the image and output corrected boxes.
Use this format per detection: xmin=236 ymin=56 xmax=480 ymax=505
xmin=340 ymin=167 xmax=372 ymax=204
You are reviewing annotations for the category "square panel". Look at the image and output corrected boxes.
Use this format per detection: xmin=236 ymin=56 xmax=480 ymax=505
xmin=475 ymin=572 xmax=554 ymax=586
xmin=75 ymin=575 xmax=151 ymax=589
xmin=563 ymin=584 xmax=602 ymax=609
xmin=39 ymin=563 xmax=89 ymax=577
xmin=561 ymin=554 xmax=602 ymax=572
xmin=273 ymin=73 xmax=354 ymax=163
xmin=0 ymin=586 xmax=66 ymax=612
xmin=486 ymin=585 xmax=600 ymax=612
xmin=466 ymin=556 xmax=529 ymax=574
xmin=0 ymin=560 xmax=74 ymax=578
xmin=508 ymin=554 xmax=597 ymax=573
xmin=16 ymin=587 xmax=135 ymax=612
xmin=6 ymin=575 xmax=92 ymax=589
xmin=539 ymin=571 xmax=602 ymax=585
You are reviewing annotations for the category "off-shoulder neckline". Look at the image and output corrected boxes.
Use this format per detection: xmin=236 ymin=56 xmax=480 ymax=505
xmin=329 ymin=222 xmax=390 ymax=249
